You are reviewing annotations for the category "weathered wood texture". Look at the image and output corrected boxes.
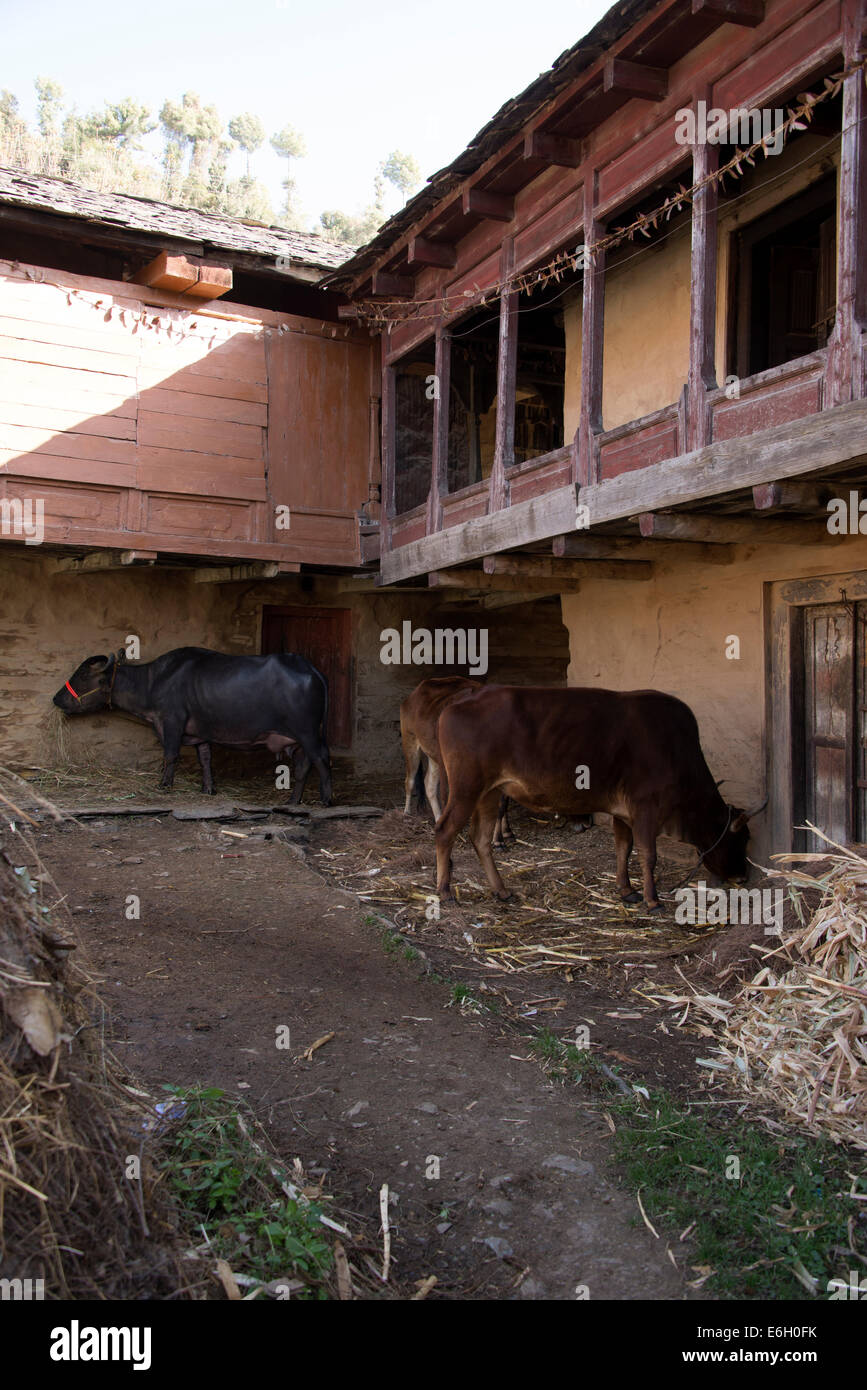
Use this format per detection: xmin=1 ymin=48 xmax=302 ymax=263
xmin=375 ymin=0 xmax=863 ymax=576
xmin=0 ymin=260 xmax=373 ymax=565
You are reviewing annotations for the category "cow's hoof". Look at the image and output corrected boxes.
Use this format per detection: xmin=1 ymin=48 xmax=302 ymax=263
xmin=495 ymin=891 xmax=517 ymax=904
xmin=619 ymin=891 xmax=642 ymax=904
xmin=645 ymin=902 xmax=663 ymax=914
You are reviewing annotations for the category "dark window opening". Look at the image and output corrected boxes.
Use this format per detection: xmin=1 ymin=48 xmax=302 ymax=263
xmin=729 ymin=173 xmax=837 ymax=378
xmin=394 ymin=343 xmax=436 ymax=514
xmin=447 ymin=303 xmax=500 ymax=492
xmin=513 ymin=278 xmax=570 ymax=464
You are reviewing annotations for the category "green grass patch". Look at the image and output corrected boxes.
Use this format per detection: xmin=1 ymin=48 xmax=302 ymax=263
xmin=531 ymin=1031 xmax=866 ymax=1300
xmin=156 ymin=1085 xmax=333 ymax=1297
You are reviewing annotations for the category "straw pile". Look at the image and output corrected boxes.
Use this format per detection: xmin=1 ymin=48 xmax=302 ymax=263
xmin=0 ymin=768 xmax=192 ymax=1298
xmin=653 ymin=835 xmax=867 ymax=1152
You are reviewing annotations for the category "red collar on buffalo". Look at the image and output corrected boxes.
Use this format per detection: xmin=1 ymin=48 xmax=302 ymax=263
xmin=66 ymin=659 xmax=119 ymax=707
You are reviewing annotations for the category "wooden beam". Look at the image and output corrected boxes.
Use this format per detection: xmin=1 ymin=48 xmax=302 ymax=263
xmin=371 ymin=271 xmax=414 ymax=298
xmin=553 ymin=533 xmax=733 ymax=564
xmin=192 ymin=562 xmax=282 ymax=583
xmin=379 ymin=399 xmax=867 ymax=585
xmin=577 ymin=179 xmax=604 ymax=485
xmin=637 ymin=512 xmax=828 ymax=545
xmin=185 ymin=263 xmax=232 ymax=299
xmin=461 ymin=188 xmax=514 ymax=222
xmin=407 ymin=237 xmax=456 ymax=269
xmin=429 ymin=569 xmax=583 ymax=593
xmin=603 ymin=58 xmax=667 ymax=102
xmin=381 ymin=354 xmax=396 ymax=555
xmin=522 ymin=130 xmax=582 ymax=168
xmin=337 ymin=305 xmax=362 ymax=319
xmin=481 ymin=590 xmax=563 ymax=608
xmin=752 ymin=481 xmax=835 ymax=511
xmin=120 ymin=550 xmax=158 ymax=565
xmin=491 ymin=240 xmax=518 ymax=512
xmin=428 ymin=328 xmax=450 ymax=534
xmin=687 ymin=122 xmax=718 ymax=450
xmin=131 ymin=251 xmax=197 ymax=293
xmin=690 ymin=0 xmax=764 ymax=26
xmin=825 ymin=0 xmax=867 ymax=407
xmin=483 ymin=554 xmax=652 ymax=580
xmin=131 ymin=250 xmax=232 ymax=299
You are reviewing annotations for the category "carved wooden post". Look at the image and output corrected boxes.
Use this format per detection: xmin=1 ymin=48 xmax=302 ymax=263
xmin=381 ymin=344 xmax=396 ymax=554
xmin=427 ymin=327 xmax=450 ymax=533
xmin=827 ymin=0 xmax=867 ymax=406
xmin=576 ymin=174 xmax=605 ymax=485
xmin=687 ymin=124 xmax=719 ymax=449
xmin=490 ymin=238 xmax=517 ymax=511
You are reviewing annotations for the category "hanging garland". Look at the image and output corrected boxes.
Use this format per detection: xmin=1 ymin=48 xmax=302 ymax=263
xmin=347 ymin=58 xmax=863 ymax=329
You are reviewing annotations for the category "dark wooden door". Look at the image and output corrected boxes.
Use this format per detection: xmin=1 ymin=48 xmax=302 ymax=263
xmin=804 ymin=603 xmax=855 ymax=847
xmin=261 ymin=606 xmax=352 ymax=748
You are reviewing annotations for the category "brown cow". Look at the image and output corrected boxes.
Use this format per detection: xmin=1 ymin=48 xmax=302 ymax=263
xmin=434 ymin=685 xmax=765 ymax=910
xmin=400 ymin=676 xmax=514 ymax=846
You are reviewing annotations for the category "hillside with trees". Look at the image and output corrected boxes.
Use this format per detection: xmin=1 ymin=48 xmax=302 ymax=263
xmin=0 ymin=78 xmax=421 ymax=242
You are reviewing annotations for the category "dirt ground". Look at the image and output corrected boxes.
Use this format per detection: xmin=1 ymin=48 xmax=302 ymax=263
xmin=30 ymin=777 xmax=759 ymax=1301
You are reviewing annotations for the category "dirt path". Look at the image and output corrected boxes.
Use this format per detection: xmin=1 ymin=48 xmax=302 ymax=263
xmin=39 ymin=813 xmax=695 ymax=1300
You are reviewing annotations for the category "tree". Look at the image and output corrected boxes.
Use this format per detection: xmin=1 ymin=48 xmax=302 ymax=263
xmin=35 ymin=76 xmax=63 ymax=140
xmin=159 ymin=93 xmax=224 ymax=204
xmin=318 ymin=148 xmax=422 ymax=247
xmin=82 ymin=99 xmax=156 ymax=151
xmin=381 ymin=149 xmax=421 ymax=201
xmin=228 ymin=113 xmax=265 ymax=178
xmin=270 ymin=123 xmax=306 ymax=222
xmin=225 ymin=175 xmax=273 ymax=223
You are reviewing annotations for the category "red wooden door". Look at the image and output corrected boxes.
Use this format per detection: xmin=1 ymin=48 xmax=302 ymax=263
xmin=261 ymin=606 xmax=352 ymax=748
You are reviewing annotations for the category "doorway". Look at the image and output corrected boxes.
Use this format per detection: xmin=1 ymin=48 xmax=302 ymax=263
xmin=261 ymin=605 xmax=353 ymax=748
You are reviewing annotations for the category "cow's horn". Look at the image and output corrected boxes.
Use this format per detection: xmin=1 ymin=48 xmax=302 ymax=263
xmin=730 ymin=797 xmax=768 ymax=833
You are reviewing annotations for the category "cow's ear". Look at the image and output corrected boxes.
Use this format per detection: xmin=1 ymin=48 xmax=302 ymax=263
xmin=115 ymin=648 xmax=127 ymax=664
xmin=87 ymin=655 xmax=110 ymax=669
xmin=715 ymin=779 xmax=725 ymax=788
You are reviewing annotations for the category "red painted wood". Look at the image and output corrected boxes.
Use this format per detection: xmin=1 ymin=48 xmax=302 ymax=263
xmin=711 ymin=373 xmax=823 ymax=440
xmin=599 ymin=417 xmax=680 ymax=478
xmin=577 ymin=178 xmax=604 ymax=485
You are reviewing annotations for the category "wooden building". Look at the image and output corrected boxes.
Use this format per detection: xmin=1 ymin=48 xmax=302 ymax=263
xmin=3 ymin=0 xmax=867 ymax=846
xmin=326 ymin=0 xmax=867 ymax=856
xmin=0 ymin=172 xmax=567 ymax=784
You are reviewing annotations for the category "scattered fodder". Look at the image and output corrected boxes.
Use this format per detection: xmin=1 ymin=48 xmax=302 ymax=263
xmin=0 ymin=768 xmax=194 ymax=1298
xmin=649 ymin=832 xmax=867 ymax=1153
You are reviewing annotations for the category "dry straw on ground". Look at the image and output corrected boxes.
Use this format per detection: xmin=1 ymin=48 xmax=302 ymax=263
xmin=652 ymin=831 xmax=867 ymax=1152
xmin=0 ymin=768 xmax=191 ymax=1298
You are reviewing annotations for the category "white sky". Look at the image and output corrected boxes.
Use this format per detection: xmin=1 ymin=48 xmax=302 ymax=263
xmin=2 ymin=0 xmax=613 ymax=228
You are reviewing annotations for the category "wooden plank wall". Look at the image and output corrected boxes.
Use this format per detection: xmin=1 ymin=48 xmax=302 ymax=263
xmin=0 ymin=260 xmax=373 ymax=565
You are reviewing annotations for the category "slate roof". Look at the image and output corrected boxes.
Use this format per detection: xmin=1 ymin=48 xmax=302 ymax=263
xmin=0 ymin=167 xmax=353 ymax=273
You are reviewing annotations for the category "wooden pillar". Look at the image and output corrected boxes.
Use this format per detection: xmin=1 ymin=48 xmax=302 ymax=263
xmin=576 ymin=175 xmax=605 ymax=485
xmin=490 ymin=239 xmax=517 ymax=512
xmin=427 ymin=327 xmax=451 ymax=533
xmin=827 ymin=0 xmax=867 ymax=406
xmin=687 ymin=127 xmax=719 ymax=450
xmin=381 ymin=344 xmax=396 ymax=554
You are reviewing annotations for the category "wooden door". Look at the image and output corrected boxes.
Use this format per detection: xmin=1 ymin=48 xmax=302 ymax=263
xmin=261 ymin=606 xmax=352 ymax=748
xmin=804 ymin=603 xmax=854 ymax=847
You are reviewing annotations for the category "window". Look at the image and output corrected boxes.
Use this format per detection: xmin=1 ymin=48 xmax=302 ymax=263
xmin=394 ymin=345 xmax=436 ymax=514
xmin=729 ymin=174 xmax=837 ymax=379
xmin=513 ymin=279 xmax=567 ymax=463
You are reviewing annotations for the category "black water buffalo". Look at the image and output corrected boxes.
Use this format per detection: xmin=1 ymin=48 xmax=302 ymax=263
xmin=53 ymin=647 xmax=332 ymax=804
xmin=434 ymin=685 xmax=766 ymax=910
